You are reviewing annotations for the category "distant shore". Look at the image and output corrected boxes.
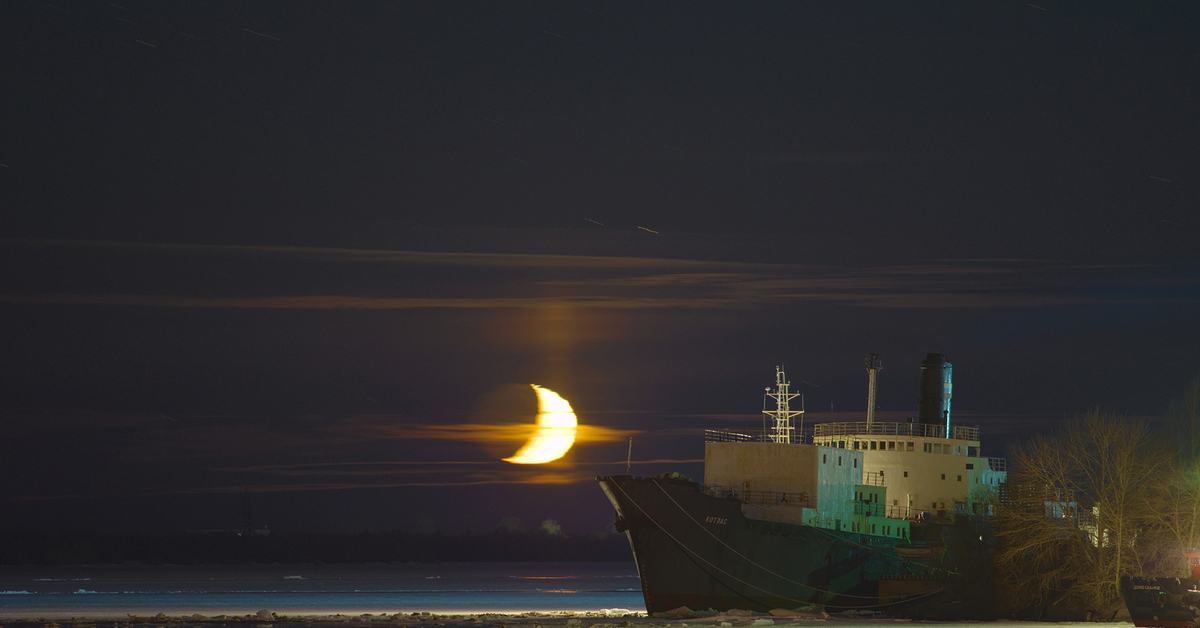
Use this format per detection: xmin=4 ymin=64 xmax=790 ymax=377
xmin=0 ymin=608 xmax=1135 ymax=627
xmin=0 ymin=531 xmax=631 ymax=565
xmin=0 ymin=607 xmax=928 ymax=626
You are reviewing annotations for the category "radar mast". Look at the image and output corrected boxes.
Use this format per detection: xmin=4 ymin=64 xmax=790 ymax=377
xmin=764 ymin=366 xmax=803 ymax=443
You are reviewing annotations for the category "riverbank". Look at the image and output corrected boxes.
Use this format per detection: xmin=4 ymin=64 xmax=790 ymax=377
xmin=0 ymin=608 xmax=1141 ymax=628
xmin=0 ymin=531 xmax=631 ymax=565
xmin=0 ymin=606 xmax=909 ymax=626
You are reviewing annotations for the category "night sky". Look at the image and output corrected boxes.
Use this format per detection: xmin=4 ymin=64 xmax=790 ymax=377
xmin=3 ymin=1 xmax=1199 ymax=537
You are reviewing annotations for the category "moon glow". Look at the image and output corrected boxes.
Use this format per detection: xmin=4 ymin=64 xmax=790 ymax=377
xmin=503 ymin=385 xmax=577 ymax=464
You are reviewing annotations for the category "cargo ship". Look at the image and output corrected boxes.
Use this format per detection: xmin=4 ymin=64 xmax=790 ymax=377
xmin=597 ymin=354 xmax=1008 ymax=613
xmin=1119 ymin=555 xmax=1200 ymax=627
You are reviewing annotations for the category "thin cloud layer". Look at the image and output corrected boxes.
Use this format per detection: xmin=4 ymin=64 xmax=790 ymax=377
xmin=3 ymin=239 xmax=1191 ymax=311
xmin=322 ymin=422 xmax=635 ymax=444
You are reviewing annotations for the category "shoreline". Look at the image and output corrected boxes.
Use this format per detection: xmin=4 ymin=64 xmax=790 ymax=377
xmin=0 ymin=611 xmax=1141 ymax=628
xmin=0 ymin=607 xmax=916 ymax=626
xmin=0 ymin=610 xmax=643 ymax=622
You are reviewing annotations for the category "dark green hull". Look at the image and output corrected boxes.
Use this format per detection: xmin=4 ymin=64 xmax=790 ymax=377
xmin=1122 ymin=576 xmax=1200 ymax=627
xmin=598 ymin=474 xmax=950 ymax=612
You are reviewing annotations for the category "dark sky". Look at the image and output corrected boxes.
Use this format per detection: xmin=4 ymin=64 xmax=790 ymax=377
xmin=2 ymin=1 xmax=1199 ymax=536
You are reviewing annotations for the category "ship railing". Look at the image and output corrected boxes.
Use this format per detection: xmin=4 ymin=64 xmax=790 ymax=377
xmin=881 ymin=505 xmax=973 ymax=521
xmin=999 ymin=483 xmax=1082 ymax=519
xmin=854 ymin=502 xmax=885 ymax=517
xmin=861 ymin=472 xmax=885 ymax=486
xmin=987 ymin=457 xmax=1007 ymax=472
xmin=704 ymin=429 xmax=766 ymax=443
xmin=812 ymin=422 xmax=980 ymax=441
xmin=703 ymin=485 xmax=813 ymax=508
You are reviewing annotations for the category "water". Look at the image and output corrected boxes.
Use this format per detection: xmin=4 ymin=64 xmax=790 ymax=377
xmin=0 ymin=562 xmax=643 ymax=619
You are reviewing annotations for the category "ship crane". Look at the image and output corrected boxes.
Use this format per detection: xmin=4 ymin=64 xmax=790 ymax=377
xmin=764 ymin=366 xmax=803 ymax=443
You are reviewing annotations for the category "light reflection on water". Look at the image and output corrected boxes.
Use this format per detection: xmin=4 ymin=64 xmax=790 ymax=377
xmin=0 ymin=566 xmax=1138 ymax=626
xmin=0 ymin=562 xmax=643 ymax=618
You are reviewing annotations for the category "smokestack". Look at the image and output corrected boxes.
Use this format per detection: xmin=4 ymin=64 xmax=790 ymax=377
xmin=865 ymin=354 xmax=882 ymax=428
xmin=917 ymin=353 xmax=952 ymax=433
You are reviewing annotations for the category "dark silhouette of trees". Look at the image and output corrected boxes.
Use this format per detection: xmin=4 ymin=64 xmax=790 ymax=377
xmin=994 ymin=377 xmax=1200 ymax=618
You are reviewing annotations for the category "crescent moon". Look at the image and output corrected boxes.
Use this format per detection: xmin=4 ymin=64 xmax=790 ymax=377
xmin=503 ymin=385 xmax=578 ymax=464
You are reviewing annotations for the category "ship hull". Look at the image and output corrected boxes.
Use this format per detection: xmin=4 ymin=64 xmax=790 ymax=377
xmin=1121 ymin=576 xmax=1200 ymax=627
xmin=599 ymin=475 xmax=930 ymax=613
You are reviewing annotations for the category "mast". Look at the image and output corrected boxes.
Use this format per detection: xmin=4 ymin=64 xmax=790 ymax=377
xmin=764 ymin=366 xmax=803 ymax=443
xmin=865 ymin=353 xmax=882 ymax=428
xmin=626 ymin=437 xmax=632 ymax=474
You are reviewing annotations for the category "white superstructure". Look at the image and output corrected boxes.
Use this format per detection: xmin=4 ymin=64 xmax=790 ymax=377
xmin=702 ymin=357 xmax=1007 ymax=539
xmin=811 ymin=421 xmax=1006 ymax=519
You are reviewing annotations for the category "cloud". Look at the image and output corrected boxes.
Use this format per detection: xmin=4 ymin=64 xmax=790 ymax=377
xmin=153 ymin=468 xmax=601 ymax=495
xmin=3 ymin=239 xmax=1193 ymax=314
xmin=593 ymin=458 xmax=704 ymax=465
xmin=216 ymin=458 xmax=704 ymax=477
xmin=0 ymin=292 xmax=766 ymax=311
xmin=6 ymin=466 xmax=605 ymax=502
xmin=320 ymin=422 xmax=636 ymax=443
xmin=4 ymin=238 xmax=720 ymax=270
xmin=0 ymin=293 xmax=715 ymax=310
xmin=219 ymin=460 xmax=499 ymax=472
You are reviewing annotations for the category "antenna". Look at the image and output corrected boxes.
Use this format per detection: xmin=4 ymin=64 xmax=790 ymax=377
xmin=800 ymin=393 xmax=805 ymax=444
xmin=763 ymin=366 xmax=803 ymax=444
xmin=241 ymin=487 xmax=252 ymax=537
xmin=626 ymin=437 xmax=633 ymax=475
xmin=865 ymin=353 xmax=882 ymax=428
xmin=762 ymin=389 xmax=768 ymax=439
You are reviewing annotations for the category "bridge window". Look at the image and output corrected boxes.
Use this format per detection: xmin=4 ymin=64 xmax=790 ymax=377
xmin=888 ymin=441 xmax=895 ymax=450
xmin=907 ymin=442 xmax=914 ymax=451
xmin=923 ymin=442 xmax=932 ymax=453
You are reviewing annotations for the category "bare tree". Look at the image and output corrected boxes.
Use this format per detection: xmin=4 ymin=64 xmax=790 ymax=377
xmin=993 ymin=435 xmax=1086 ymax=615
xmin=1147 ymin=376 xmax=1200 ymax=576
xmin=1166 ymin=377 xmax=1200 ymax=464
xmin=1138 ymin=459 xmax=1199 ymax=578
xmin=1073 ymin=410 xmax=1166 ymax=606
xmin=993 ymin=409 xmax=1164 ymax=616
